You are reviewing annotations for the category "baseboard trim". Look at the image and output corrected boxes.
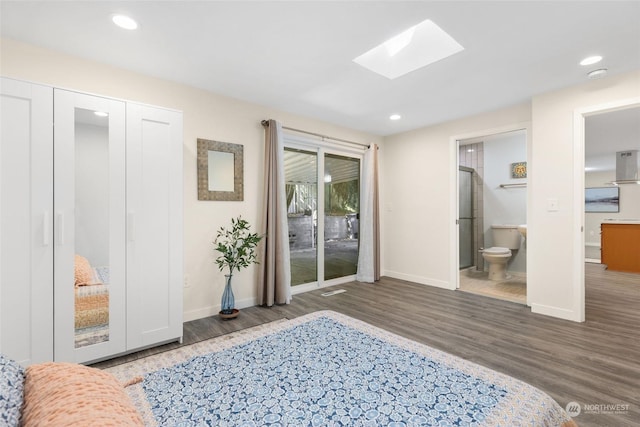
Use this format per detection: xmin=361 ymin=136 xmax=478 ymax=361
xmin=383 ymin=270 xmax=453 ymax=290
xmin=530 ymin=303 xmax=581 ymax=322
xmin=183 ymin=297 xmax=257 ymax=322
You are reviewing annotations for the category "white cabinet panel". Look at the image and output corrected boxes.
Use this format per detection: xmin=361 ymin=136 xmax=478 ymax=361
xmin=0 ymin=78 xmax=53 ymax=365
xmin=126 ymin=104 xmax=183 ymax=348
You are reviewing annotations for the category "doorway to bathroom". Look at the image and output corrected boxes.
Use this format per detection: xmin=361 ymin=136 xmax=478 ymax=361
xmin=456 ymin=129 xmax=528 ymax=305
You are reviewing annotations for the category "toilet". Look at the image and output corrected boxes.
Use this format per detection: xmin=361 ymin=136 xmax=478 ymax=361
xmin=481 ymin=225 xmax=522 ymax=281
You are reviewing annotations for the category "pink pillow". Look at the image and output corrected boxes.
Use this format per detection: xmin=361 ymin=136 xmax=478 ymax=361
xmin=74 ymin=255 xmax=95 ymax=286
xmin=22 ymin=362 xmax=143 ymax=426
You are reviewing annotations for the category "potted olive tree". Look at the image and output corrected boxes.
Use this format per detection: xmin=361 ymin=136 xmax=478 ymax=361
xmin=213 ymin=216 xmax=262 ymax=319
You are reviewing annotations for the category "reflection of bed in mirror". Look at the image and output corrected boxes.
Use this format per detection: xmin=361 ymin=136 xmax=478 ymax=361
xmin=74 ymin=255 xmax=109 ymax=348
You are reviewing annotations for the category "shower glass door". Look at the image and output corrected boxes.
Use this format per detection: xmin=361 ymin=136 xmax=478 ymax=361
xmin=459 ymin=166 xmax=474 ymax=269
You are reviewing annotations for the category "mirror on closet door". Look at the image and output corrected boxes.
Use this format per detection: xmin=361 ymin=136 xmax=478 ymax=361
xmin=73 ymin=107 xmax=110 ymax=348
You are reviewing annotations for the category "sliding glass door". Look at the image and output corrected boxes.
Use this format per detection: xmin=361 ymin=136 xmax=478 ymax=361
xmin=324 ymin=154 xmax=360 ymax=280
xmin=284 ymin=148 xmax=318 ymax=286
xmin=284 ymin=144 xmax=361 ymax=289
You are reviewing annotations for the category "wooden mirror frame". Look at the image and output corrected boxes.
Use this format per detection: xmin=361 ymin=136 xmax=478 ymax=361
xmin=197 ymin=138 xmax=243 ymax=201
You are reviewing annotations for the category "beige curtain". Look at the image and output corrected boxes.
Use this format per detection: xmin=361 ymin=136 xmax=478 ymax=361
xmin=356 ymin=143 xmax=380 ymax=282
xmin=258 ymin=119 xmax=292 ymax=306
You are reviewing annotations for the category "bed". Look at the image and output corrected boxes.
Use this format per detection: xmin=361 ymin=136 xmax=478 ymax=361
xmin=103 ymin=310 xmax=577 ymax=426
xmin=74 ymin=255 xmax=110 ymax=348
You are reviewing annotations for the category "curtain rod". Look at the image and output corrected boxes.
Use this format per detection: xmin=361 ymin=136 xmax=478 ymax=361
xmin=261 ymin=119 xmax=371 ymax=149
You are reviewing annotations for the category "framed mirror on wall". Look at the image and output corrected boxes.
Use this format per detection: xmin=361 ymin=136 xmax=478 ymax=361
xmin=197 ymin=138 xmax=243 ymax=201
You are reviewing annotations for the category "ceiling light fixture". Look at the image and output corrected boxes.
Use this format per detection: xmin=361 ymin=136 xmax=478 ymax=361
xmin=112 ymin=14 xmax=138 ymax=30
xmin=580 ymin=55 xmax=602 ymax=66
xmin=389 ymin=114 xmax=401 ymax=121
xmin=587 ymin=68 xmax=608 ymax=79
xmin=353 ymin=19 xmax=464 ymax=80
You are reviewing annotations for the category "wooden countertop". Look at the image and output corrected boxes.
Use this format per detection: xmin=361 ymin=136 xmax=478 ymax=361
xmin=602 ymin=219 xmax=640 ymax=225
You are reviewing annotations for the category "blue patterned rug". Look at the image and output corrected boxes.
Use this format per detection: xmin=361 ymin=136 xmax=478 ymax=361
xmin=106 ymin=311 xmax=574 ymax=426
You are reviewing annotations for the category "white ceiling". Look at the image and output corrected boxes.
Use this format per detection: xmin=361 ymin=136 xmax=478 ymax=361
xmin=2 ymin=1 xmax=639 ymax=138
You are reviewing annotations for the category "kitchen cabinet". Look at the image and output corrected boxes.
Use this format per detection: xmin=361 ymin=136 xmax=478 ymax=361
xmin=601 ymin=222 xmax=640 ymax=274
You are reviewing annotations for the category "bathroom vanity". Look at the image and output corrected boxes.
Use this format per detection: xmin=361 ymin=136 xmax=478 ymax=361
xmin=601 ymin=220 xmax=640 ymax=273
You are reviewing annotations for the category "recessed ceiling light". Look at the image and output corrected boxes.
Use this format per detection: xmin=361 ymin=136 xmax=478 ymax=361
xmin=353 ymin=19 xmax=464 ymax=80
xmin=587 ymin=68 xmax=608 ymax=79
xmin=389 ymin=114 xmax=402 ymax=121
xmin=112 ymin=14 xmax=138 ymax=30
xmin=580 ymin=55 xmax=602 ymax=66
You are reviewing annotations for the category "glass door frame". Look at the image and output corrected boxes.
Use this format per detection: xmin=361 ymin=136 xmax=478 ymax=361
xmin=284 ymin=133 xmax=364 ymax=295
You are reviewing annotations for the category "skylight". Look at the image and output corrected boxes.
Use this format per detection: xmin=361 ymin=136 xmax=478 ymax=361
xmin=353 ymin=19 xmax=464 ymax=80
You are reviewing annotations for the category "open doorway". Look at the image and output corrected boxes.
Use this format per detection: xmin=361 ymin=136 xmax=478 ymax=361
xmin=456 ymin=130 xmax=528 ymax=305
xmin=574 ymin=99 xmax=640 ymax=322
xmin=582 ymin=105 xmax=640 ymax=312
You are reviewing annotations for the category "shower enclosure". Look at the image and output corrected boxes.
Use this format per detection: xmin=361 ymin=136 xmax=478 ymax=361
xmin=459 ymin=166 xmax=474 ymax=269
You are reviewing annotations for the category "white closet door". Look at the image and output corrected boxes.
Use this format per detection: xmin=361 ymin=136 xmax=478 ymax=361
xmin=126 ymin=103 xmax=183 ymax=349
xmin=0 ymin=78 xmax=53 ymax=365
xmin=53 ymin=89 xmax=127 ymax=363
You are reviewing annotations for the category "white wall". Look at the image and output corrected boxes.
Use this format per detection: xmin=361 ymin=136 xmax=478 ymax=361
xmin=584 ymin=171 xmax=640 ymax=259
xmin=0 ymin=38 xmax=383 ymax=321
xmin=483 ymin=131 xmax=527 ymax=273
xmin=382 ymin=103 xmax=531 ymax=288
xmin=530 ymin=70 xmax=640 ymax=321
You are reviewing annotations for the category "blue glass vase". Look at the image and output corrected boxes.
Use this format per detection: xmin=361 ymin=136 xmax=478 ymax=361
xmin=220 ymin=274 xmax=235 ymax=315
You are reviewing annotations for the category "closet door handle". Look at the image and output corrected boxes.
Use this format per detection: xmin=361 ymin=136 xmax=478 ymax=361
xmin=43 ymin=211 xmax=50 ymax=246
xmin=128 ymin=212 xmax=135 ymax=242
xmin=56 ymin=212 xmax=65 ymax=246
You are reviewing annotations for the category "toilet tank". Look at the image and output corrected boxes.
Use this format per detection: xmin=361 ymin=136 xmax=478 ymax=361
xmin=491 ymin=225 xmax=522 ymax=249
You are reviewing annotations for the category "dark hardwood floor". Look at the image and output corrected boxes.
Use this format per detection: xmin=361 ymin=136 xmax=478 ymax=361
xmin=96 ymin=263 xmax=639 ymax=427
